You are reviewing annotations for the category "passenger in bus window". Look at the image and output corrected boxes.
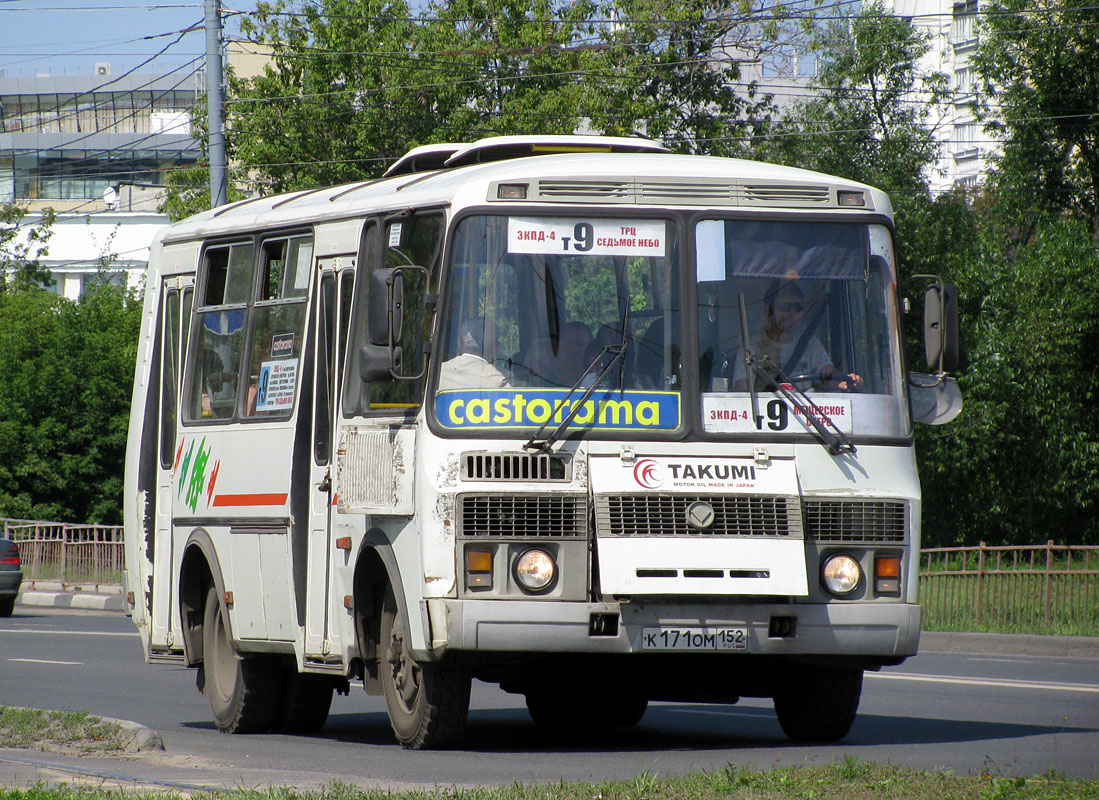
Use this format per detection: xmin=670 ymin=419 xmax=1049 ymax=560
xmin=733 ymin=277 xmax=862 ymax=392
xmin=438 ymin=317 xmax=509 ymax=390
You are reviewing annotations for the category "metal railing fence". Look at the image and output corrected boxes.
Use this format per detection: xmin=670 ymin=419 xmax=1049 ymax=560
xmin=3 ymin=519 xmax=124 ymax=592
xmin=5 ymin=516 xmax=1098 ymax=633
xmin=919 ymin=541 xmax=1099 ymax=635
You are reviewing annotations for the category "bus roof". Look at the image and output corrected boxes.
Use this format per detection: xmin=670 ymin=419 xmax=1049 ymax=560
xmin=159 ymin=148 xmax=891 ymax=246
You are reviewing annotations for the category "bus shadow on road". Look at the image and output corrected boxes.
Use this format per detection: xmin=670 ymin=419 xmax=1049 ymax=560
xmin=306 ymin=704 xmax=1094 ymax=753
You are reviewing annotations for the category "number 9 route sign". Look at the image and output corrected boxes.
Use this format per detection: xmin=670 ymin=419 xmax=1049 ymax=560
xmin=508 ymin=217 xmax=666 ymax=257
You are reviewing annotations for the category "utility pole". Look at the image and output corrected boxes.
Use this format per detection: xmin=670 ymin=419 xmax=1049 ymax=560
xmin=205 ymin=0 xmax=227 ymax=208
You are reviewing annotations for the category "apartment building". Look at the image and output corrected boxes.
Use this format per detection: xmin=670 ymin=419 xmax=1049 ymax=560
xmin=891 ymin=0 xmax=994 ymax=193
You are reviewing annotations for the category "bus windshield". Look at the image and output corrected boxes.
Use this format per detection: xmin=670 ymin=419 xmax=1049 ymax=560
xmin=433 ymin=214 xmax=682 ymax=436
xmin=696 ymin=219 xmax=910 ymax=439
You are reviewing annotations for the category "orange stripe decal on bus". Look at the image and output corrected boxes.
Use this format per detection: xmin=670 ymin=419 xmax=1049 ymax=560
xmin=212 ymin=493 xmax=289 ymax=507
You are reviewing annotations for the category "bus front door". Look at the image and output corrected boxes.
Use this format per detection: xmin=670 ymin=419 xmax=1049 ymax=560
xmin=304 ymin=260 xmax=354 ymax=658
xmin=152 ymin=274 xmax=193 ymax=652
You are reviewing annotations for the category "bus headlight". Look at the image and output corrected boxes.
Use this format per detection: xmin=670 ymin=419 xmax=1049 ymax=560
xmin=513 ymin=549 xmax=556 ymax=593
xmin=821 ymin=554 xmax=862 ymax=596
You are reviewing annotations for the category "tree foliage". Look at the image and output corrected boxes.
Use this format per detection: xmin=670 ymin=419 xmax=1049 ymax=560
xmin=974 ymin=0 xmax=1099 ymax=240
xmin=1 ymin=203 xmax=55 ymax=291
xmin=226 ymin=0 xmax=794 ymax=191
xmin=0 ymin=283 xmax=142 ymax=523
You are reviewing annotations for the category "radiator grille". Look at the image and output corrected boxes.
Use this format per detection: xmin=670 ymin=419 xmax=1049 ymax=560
xmin=803 ymin=500 xmax=907 ymax=543
xmin=596 ymin=495 xmax=801 ymax=538
xmin=459 ymin=494 xmax=587 ymax=538
xmin=461 ymin=452 xmax=571 ymax=482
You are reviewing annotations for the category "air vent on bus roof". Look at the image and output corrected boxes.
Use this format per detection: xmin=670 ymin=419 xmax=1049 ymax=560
xmin=513 ymin=177 xmax=847 ymax=209
xmin=537 ymin=179 xmax=633 ymax=201
xmin=742 ymin=184 xmax=831 ymax=205
xmin=634 ymin=181 xmax=739 ymax=204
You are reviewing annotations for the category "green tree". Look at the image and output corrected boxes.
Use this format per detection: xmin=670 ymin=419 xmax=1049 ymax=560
xmin=0 ymin=283 xmax=142 ymax=523
xmin=578 ymin=0 xmax=782 ymax=154
xmin=1 ymin=203 xmax=55 ymax=291
xmin=225 ymin=1 xmax=795 ymax=190
xmin=747 ymin=1 xmax=950 ymax=274
xmin=918 ymin=214 xmax=1099 ymax=546
xmin=974 ymin=0 xmax=1099 ymax=241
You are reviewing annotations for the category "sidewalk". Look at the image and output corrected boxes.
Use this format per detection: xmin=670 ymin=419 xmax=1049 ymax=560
xmin=15 ymin=581 xmax=126 ymax=612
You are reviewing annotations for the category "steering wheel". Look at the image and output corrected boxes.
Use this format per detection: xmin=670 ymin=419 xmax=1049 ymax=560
xmin=785 ymin=371 xmax=864 ymax=392
xmin=782 ymin=372 xmax=828 ymax=389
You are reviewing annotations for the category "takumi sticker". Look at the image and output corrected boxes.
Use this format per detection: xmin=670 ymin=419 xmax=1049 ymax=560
xmin=508 ymin=218 xmax=665 ymax=256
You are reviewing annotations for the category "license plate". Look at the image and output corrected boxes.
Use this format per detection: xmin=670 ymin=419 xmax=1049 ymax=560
xmin=640 ymin=626 xmax=748 ymax=651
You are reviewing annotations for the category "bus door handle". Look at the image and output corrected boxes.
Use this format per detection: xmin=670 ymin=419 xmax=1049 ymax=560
xmin=317 ymin=471 xmax=332 ymax=493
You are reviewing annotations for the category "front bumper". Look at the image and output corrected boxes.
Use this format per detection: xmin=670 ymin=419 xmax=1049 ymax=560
xmin=426 ymin=598 xmax=921 ymax=660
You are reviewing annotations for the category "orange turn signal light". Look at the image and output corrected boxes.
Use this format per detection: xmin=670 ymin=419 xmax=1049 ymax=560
xmin=467 ymin=550 xmax=493 ymax=573
xmin=875 ymin=557 xmax=901 ymax=578
xmin=335 ymin=537 xmax=352 ymax=551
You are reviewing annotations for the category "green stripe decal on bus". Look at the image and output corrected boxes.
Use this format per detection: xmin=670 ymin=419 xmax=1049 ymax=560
xmin=434 ymin=389 xmax=680 ymax=431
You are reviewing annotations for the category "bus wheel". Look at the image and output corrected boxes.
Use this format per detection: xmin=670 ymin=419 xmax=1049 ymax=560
xmin=773 ymin=665 xmax=862 ymax=742
xmin=273 ymin=671 xmax=334 ymax=734
xmin=201 ymin=585 xmax=280 ymax=733
xmin=380 ymin=587 xmax=470 ymax=749
xmin=526 ymin=687 xmax=648 ymax=729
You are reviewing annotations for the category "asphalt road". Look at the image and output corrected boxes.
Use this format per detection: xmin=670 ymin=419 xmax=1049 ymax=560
xmin=1 ymin=607 xmax=1097 ymax=790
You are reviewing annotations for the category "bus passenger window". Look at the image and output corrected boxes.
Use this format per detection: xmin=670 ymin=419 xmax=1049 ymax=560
xmin=243 ymin=235 xmax=313 ymax=418
xmin=188 ymin=242 xmax=253 ymax=422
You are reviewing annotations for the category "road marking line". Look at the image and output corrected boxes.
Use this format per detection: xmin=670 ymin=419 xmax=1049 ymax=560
xmin=8 ymin=658 xmax=83 ymax=665
xmin=869 ymin=671 xmax=1099 ymax=693
xmin=0 ymin=629 xmax=138 ymax=637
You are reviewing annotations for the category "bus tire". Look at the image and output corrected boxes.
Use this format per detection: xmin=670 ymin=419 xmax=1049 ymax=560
xmin=380 ymin=586 xmax=470 ymax=749
xmin=0 ymin=597 xmax=14 ymax=617
xmin=201 ymin=585 xmax=280 ymax=734
xmin=525 ymin=687 xmax=648 ymax=729
xmin=273 ymin=671 xmax=334 ymax=734
xmin=773 ymin=665 xmax=862 ymax=742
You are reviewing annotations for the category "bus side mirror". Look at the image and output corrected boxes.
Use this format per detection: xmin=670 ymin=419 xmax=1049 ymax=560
xmin=368 ymin=269 xmax=404 ymax=346
xmin=921 ymin=278 xmax=959 ymax=373
xmin=359 ymin=344 xmax=403 ymax=383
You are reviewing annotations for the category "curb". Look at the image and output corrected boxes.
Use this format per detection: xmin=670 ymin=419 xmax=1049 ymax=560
xmin=16 ymin=590 xmax=126 ymax=613
xmin=97 ymin=714 xmax=165 ymax=753
xmin=3 ymin=707 xmax=164 ymax=754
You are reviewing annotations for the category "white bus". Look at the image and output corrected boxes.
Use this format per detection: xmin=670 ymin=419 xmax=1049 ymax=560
xmin=123 ymin=135 xmax=961 ymax=748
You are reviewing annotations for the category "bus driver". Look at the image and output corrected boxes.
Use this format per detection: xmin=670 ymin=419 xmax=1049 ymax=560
xmin=733 ymin=276 xmax=863 ymax=392
xmin=438 ymin=317 xmax=510 ymax=390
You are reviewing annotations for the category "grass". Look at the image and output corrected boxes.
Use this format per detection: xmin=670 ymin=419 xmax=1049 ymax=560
xmin=0 ymin=760 xmax=1095 ymax=800
xmin=919 ymin=573 xmax=1099 ymax=636
xmin=0 ymin=706 xmax=125 ymax=755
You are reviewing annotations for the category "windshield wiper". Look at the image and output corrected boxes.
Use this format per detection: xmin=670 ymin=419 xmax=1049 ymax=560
xmin=736 ymin=293 xmax=855 ymax=457
xmin=524 ymin=303 xmax=630 ymax=453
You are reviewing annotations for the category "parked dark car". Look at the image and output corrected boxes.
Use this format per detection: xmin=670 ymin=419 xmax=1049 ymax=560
xmin=0 ymin=537 xmax=23 ymax=617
